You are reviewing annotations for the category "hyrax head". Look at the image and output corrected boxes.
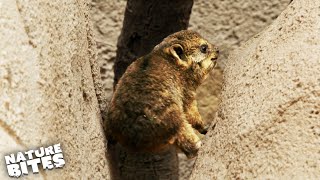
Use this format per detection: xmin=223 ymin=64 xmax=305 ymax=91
xmin=154 ymin=30 xmax=219 ymax=81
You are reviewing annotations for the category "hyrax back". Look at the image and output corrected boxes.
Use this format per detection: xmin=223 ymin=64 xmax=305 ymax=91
xmin=105 ymin=30 xmax=219 ymax=158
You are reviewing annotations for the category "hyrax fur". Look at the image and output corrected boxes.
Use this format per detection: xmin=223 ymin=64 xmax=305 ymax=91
xmin=104 ymin=30 xmax=219 ymax=158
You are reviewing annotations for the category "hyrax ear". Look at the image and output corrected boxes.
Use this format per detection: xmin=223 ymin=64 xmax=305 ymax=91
xmin=169 ymin=44 xmax=189 ymax=68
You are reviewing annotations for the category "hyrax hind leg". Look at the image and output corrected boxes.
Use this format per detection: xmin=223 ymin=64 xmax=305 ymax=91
xmin=185 ymin=100 xmax=208 ymax=134
xmin=175 ymin=120 xmax=201 ymax=158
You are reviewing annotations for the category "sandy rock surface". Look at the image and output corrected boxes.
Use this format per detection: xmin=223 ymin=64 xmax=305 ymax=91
xmin=190 ymin=0 xmax=320 ymax=179
xmin=0 ymin=0 xmax=109 ymax=179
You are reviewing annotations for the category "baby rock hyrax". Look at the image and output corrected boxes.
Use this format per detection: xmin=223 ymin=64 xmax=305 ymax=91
xmin=104 ymin=30 xmax=219 ymax=158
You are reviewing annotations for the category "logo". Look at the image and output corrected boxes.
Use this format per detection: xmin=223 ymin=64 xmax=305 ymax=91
xmin=4 ymin=143 xmax=65 ymax=178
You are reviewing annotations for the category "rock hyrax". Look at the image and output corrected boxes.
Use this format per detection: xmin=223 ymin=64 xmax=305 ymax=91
xmin=104 ymin=30 xmax=219 ymax=158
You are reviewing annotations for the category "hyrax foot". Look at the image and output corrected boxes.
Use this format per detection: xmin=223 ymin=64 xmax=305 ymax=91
xmin=182 ymin=141 xmax=202 ymax=159
xmin=194 ymin=123 xmax=209 ymax=135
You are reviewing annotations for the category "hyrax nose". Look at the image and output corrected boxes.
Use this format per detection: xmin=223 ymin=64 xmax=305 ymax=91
xmin=211 ymin=47 xmax=219 ymax=61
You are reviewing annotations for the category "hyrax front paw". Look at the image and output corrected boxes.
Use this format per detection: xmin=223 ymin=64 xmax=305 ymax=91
xmin=198 ymin=125 xmax=209 ymax=135
xmin=177 ymin=122 xmax=202 ymax=158
xmin=182 ymin=141 xmax=202 ymax=159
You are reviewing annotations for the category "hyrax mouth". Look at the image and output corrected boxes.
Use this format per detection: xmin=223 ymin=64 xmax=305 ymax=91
xmin=211 ymin=57 xmax=218 ymax=61
xmin=210 ymin=49 xmax=219 ymax=61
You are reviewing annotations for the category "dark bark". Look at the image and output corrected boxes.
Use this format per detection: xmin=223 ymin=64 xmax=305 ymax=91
xmin=108 ymin=143 xmax=179 ymax=180
xmin=109 ymin=0 xmax=194 ymax=179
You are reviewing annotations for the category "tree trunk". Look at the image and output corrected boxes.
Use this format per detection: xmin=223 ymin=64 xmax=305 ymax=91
xmin=190 ymin=0 xmax=320 ymax=179
xmin=109 ymin=0 xmax=193 ymax=179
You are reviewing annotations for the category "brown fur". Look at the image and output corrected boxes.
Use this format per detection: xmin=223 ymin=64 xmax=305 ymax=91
xmin=104 ymin=30 xmax=219 ymax=158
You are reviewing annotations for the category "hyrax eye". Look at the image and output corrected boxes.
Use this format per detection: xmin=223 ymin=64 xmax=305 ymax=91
xmin=200 ymin=44 xmax=208 ymax=53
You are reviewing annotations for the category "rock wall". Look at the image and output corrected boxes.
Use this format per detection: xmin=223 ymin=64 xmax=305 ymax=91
xmin=189 ymin=0 xmax=291 ymax=122
xmin=190 ymin=0 xmax=320 ymax=179
xmin=0 ymin=0 xmax=108 ymax=179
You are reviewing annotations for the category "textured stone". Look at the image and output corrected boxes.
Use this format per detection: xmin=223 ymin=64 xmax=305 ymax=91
xmin=190 ymin=0 xmax=291 ymax=65
xmin=190 ymin=0 xmax=291 ymax=124
xmin=91 ymin=0 xmax=127 ymax=101
xmin=0 ymin=0 xmax=109 ymax=179
xmin=190 ymin=0 xmax=320 ymax=179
